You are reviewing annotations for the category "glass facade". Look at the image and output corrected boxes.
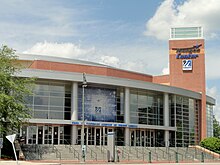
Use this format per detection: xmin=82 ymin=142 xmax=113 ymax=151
xmin=169 ymin=95 xmax=199 ymax=146
xmin=21 ymin=125 xmax=71 ymax=145
xmin=206 ymin=103 xmax=214 ymax=137
xmin=21 ymin=80 xmax=212 ymax=147
xmin=25 ymin=81 xmax=71 ymax=120
xmin=130 ymin=89 xmax=163 ymax=125
xmin=171 ymin=27 xmax=203 ymax=39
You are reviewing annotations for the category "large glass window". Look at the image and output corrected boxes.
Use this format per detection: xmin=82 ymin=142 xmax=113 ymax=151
xmin=171 ymin=27 xmax=203 ymax=39
xmin=25 ymin=81 xmax=71 ymax=120
xmin=171 ymin=95 xmax=199 ymax=147
xmin=130 ymin=89 xmax=163 ymax=125
xmin=206 ymin=103 xmax=214 ymax=137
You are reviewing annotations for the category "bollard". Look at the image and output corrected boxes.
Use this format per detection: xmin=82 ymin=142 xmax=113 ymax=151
xmin=201 ymin=152 xmax=204 ymax=163
xmin=175 ymin=152 xmax=178 ymax=163
xmin=149 ymin=151 xmax=152 ymax=163
xmin=117 ymin=149 xmax=120 ymax=162
xmin=82 ymin=150 xmax=85 ymax=162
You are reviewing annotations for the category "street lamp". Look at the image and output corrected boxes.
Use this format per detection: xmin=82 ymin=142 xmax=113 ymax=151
xmin=81 ymin=72 xmax=87 ymax=162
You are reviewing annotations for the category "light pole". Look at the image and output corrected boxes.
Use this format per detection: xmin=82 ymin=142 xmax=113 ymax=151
xmin=81 ymin=72 xmax=87 ymax=162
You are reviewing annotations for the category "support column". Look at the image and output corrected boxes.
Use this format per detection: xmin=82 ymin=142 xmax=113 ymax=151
xmin=125 ymin=128 xmax=130 ymax=146
xmin=163 ymin=93 xmax=169 ymax=147
xmin=124 ymin=87 xmax=130 ymax=146
xmin=71 ymin=82 xmax=78 ymax=145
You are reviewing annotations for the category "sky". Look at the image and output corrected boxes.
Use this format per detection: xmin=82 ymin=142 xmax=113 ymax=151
xmin=1 ymin=0 xmax=220 ymax=120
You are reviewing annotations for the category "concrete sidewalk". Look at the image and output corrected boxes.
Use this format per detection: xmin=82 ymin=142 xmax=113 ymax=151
xmin=1 ymin=161 xmax=220 ymax=165
xmin=0 ymin=161 xmax=60 ymax=165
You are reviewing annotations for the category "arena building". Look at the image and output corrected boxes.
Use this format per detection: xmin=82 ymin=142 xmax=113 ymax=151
xmin=17 ymin=26 xmax=215 ymax=148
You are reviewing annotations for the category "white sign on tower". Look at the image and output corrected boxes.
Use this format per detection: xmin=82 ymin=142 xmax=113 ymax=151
xmin=182 ymin=59 xmax=192 ymax=71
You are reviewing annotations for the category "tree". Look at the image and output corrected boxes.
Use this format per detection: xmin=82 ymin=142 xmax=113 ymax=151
xmin=0 ymin=45 xmax=34 ymax=135
xmin=213 ymin=115 xmax=220 ymax=138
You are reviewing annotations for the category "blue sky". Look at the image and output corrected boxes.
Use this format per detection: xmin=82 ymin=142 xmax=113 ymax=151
xmin=1 ymin=0 xmax=220 ymax=120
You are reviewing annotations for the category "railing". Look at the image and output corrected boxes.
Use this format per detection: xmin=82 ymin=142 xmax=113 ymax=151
xmin=64 ymin=140 xmax=80 ymax=160
xmin=144 ymin=145 xmax=158 ymax=161
xmin=69 ymin=146 xmax=80 ymax=160
xmin=86 ymin=145 xmax=97 ymax=161
xmin=153 ymin=141 xmax=171 ymax=161
xmin=100 ymin=145 xmax=108 ymax=160
xmin=51 ymin=144 xmax=61 ymax=160
xmin=116 ymin=145 xmax=130 ymax=161
xmin=117 ymin=140 xmax=143 ymax=160
xmin=189 ymin=145 xmax=220 ymax=162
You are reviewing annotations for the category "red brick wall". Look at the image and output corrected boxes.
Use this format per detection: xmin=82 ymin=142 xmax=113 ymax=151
xmin=29 ymin=60 xmax=153 ymax=82
xmin=169 ymin=39 xmax=206 ymax=140
xmin=153 ymin=75 xmax=170 ymax=85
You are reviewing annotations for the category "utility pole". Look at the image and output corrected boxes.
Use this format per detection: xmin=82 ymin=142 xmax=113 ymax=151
xmin=81 ymin=72 xmax=87 ymax=162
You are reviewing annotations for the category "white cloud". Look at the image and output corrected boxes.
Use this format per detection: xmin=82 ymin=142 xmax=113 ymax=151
xmin=206 ymin=49 xmax=220 ymax=79
xmin=207 ymin=86 xmax=217 ymax=98
xmin=207 ymin=87 xmax=220 ymax=121
xmin=99 ymin=56 xmax=120 ymax=68
xmin=145 ymin=0 xmax=220 ymax=40
xmin=121 ymin=61 xmax=146 ymax=73
xmin=23 ymin=41 xmax=95 ymax=59
xmin=162 ymin=67 xmax=169 ymax=75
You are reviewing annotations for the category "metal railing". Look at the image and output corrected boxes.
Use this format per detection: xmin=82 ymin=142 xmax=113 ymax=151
xmin=51 ymin=144 xmax=61 ymax=160
xmin=86 ymin=145 xmax=97 ymax=161
xmin=64 ymin=140 xmax=80 ymax=160
xmin=117 ymin=140 xmax=143 ymax=160
xmin=116 ymin=145 xmax=130 ymax=161
xmin=190 ymin=146 xmax=220 ymax=162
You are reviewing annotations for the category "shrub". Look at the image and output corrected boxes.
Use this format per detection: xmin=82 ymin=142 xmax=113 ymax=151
xmin=200 ymin=137 xmax=220 ymax=154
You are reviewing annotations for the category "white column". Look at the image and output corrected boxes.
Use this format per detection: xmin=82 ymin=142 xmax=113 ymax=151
xmin=71 ymin=126 xmax=77 ymax=145
xmin=163 ymin=93 xmax=169 ymax=147
xmin=125 ymin=87 xmax=130 ymax=124
xmin=125 ymin=87 xmax=130 ymax=146
xmin=71 ymin=82 xmax=78 ymax=145
xmin=71 ymin=82 xmax=78 ymax=120
xmin=125 ymin=128 xmax=130 ymax=146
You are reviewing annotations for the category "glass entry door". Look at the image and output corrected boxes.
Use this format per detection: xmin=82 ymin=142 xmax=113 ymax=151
xmin=38 ymin=126 xmax=43 ymax=144
xmin=146 ymin=130 xmax=155 ymax=147
xmin=44 ymin=126 xmax=52 ymax=144
xmin=53 ymin=127 xmax=59 ymax=145
xmin=77 ymin=126 xmax=114 ymax=146
xmin=95 ymin=128 xmax=101 ymax=145
xmin=130 ymin=129 xmax=155 ymax=147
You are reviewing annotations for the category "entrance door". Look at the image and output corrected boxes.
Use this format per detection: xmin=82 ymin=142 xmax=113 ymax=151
xmin=88 ymin=127 xmax=95 ymax=145
xmin=77 ymin=126 xmax=115 ymax=146
xmin=44 ymin=126 xmax=52 ymax=144
xmin=150 ymin=130 xmax=155 ymax=146
xmin=38 ymin=126 xmax=43 ymax=144
xmin=130 ymin=130 xmax=135 ymax=146
xmin=53 ymin=127 xmax=59 ymax=145
xmin=141 ymin=130 xmax=145 ymax=147
xmin=136 ymin=130 xmax=140 ymax=146
xmin=95 ymin=128 xmax=101 ymax=145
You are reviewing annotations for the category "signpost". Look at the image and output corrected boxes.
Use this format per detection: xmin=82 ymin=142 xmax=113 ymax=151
xmin=0 ymin=138 xmax=3 ymax=159
xmin=81 ymin=72 xmax=87 ymax=162
xmin=6 ymin=134 xmax=18 ymax=165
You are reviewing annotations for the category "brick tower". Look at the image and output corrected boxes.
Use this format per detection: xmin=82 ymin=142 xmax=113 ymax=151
xmin=169 ymin=27 xmax=206 ymax=140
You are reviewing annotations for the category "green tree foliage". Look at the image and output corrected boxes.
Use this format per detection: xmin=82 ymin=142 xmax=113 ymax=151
xmin=213 ymin=115 xmax=220 ymax=138
xmin=200 ymin=137 xmax=220 ymax=154
xmin=0 ymin=45 xmax=34 ymax=135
